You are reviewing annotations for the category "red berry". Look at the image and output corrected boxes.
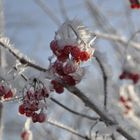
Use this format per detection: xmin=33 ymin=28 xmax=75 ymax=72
xmin=57 ymin=53 xmax=68 ymax=62
xmin=132 ymin=74 xmax=139 ymax=84
xmin=25 ymin=110 xmax=33 ymax=117
xmin=4 ymin=90 xmax=13 ymax=99
xmin=29 ymin=102 xmax=39 ymax=111
xmin=131 ymin=4 xmax=140 ymax=8
xmin=32 ymin=113 xmax=38 ymax=123
xmin=50 ymin=40 xmax=62 ymax=56
xmin=38 ymin=112 xmax=46 ymax=123
xmin=80 ymin=51 xmax=90 ymax=61
xmin=52 ymin=61 xmax=65 ymax=76
xmin=55 ymin=86 xmax=64 ymax=93
xmin=21 ymin=130 xmax=31 ymax=140
xmin=119 ymin=71 xmax=128 ymax=79
xmin=63 ymin=62 xmax=77 ymax=74
xmin=71 ymin=46 xmax=81 ymax=61
xmin=63 ymin=75 xmax=76 ymax=86
xmin=129 ymin=0 xmax=140 ymax=9
xmin=51 ymin=80 xmax=64 ymax=94
xmin=63 ymin=45 xmax=72 ymax=55
xmin=19 ymin=104 xmax=25 ymax=115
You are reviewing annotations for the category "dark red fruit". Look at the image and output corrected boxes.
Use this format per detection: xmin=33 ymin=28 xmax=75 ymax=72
xmin=50 ymin=40 xmax=62 ymax=56
xmin=80 ymin=51 xmax=90 ymax=61
xmin=38 ymin=112 xmax=46 ymax=123
xmin=63 ymin=75 xmax=76 ymax=86
xmin=71 ymin=46 xmax=81 ymax=61
xmin=63 ymin=62 xmax=77 ymax=74
xmin=51 ymin=80 xmax=64 ymax=94
xmin=129 ymin=0 xmax=140 ymax=8
xmin=132 ymin=74 xmax=139 ymax=84
xmin=32 ymin=113 xmax=38 ymax=123
xmin=57 ymin=53 xmax=68 ymax=62
xmin=19 ymin=104 xmax=25 ymax=115
xmin=119 ymin=71 xmax=128 ymax=79
xmin=63 ymin=45 xmax=72 ymax=55
xmin=3 ymin=90 xmax=13 ymax=99
xmin=52 ymin=61 xmax=65 ymax=76
xmin=21 ymin=130 xmax=30 ymax=140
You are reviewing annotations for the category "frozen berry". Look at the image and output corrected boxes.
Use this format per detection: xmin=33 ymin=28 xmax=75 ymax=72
xmin=63 ymin=75 xmax=76 ymax=86
xmin=19 ymin=104 xmax=25 ymax=115
xmin=32 ymin=113 xmax=38 ymax=123
xmin=21 ymin=130 xmax=31 ymax=140
xmin=71 ymin=46 xmax=81 ymax=61
xmin=38 ymin=112 xmax=46 ymax=123
xmin=80 ymin=51 xmax=90 ymax=61
xmin=63 ymin=62 xmax=77 ymax=74
xmin=4 ymin=90 xmax=14 ymax=99
xmin=51 ymin=80 xmax=64 ymax=94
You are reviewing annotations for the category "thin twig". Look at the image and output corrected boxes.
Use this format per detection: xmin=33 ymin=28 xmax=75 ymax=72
xmin=85 ymin=0 xmax=117 ymax=34
xmin=122 ymin=30 xmax=140 ymax=67
xmin=95 ymin=55 xmax=108 ymax=111
xmin=95 ymin=31 xmax=140 ymax=50
xmin=47 ymin=118 xmax=90 ymax=140
xmin=34 ymin=0 xmax=61 ymax=26
xmin=50 ymin=97 xmax=99 ymax=121
xmin=59 ymin=0 xmax=69 ymax=20
xmin=0 ymin=37 xmax=48 ymax=72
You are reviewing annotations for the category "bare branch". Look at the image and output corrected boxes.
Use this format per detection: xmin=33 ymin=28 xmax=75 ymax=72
xmin=59 ymin=0 xmax=69 ymax=20
xmin=47 ymin=118 xmax=90 ymax=140
xmin=95 ymin=31 xmax=140 ymax=50
xmin=94 ymin=55 xmax=108 ymax=111
xmin=66 ymin=86 xmax=136 ymax=140
xmin=34 ymin=0 xmax=61 ymax=26
xmin=50 ymin=97 xmax=99 ymax=121
xmin=85 ymin=0 xmax=117 ymax=34
xmin=0 ymin=37 xmax=48 ymax=72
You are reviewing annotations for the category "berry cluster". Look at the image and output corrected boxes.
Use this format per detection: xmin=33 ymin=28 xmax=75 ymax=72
xmin=18 ymin=79 xmax=47 ymax=123
xmin=119 ymin=71 xmax=140 ymax=84
xmin=49 ymin=40 xmax=94 ymax=92
xmin=119 ymin=95 xmax=133 ymax=115
xmin=18 ymin=20 xmax=96 ymax=122
xmin=129 ymin=0 xmax=140 ymax=9
xmin=0 ymin=83 xmax=14 ymax=100
xmin=50 ymin=40 xmax=92 ymax=63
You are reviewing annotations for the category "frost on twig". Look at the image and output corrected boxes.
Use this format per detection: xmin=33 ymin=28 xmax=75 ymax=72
xmin=89 ymin=121 xmax=117 ymax=139
xmin=0 ymin=36 xmax=48 ymax=72
xmin=0 ymin=37 xmax=32 ymax=64
xmin=47 ymin=118 xmax=89 ymax=140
